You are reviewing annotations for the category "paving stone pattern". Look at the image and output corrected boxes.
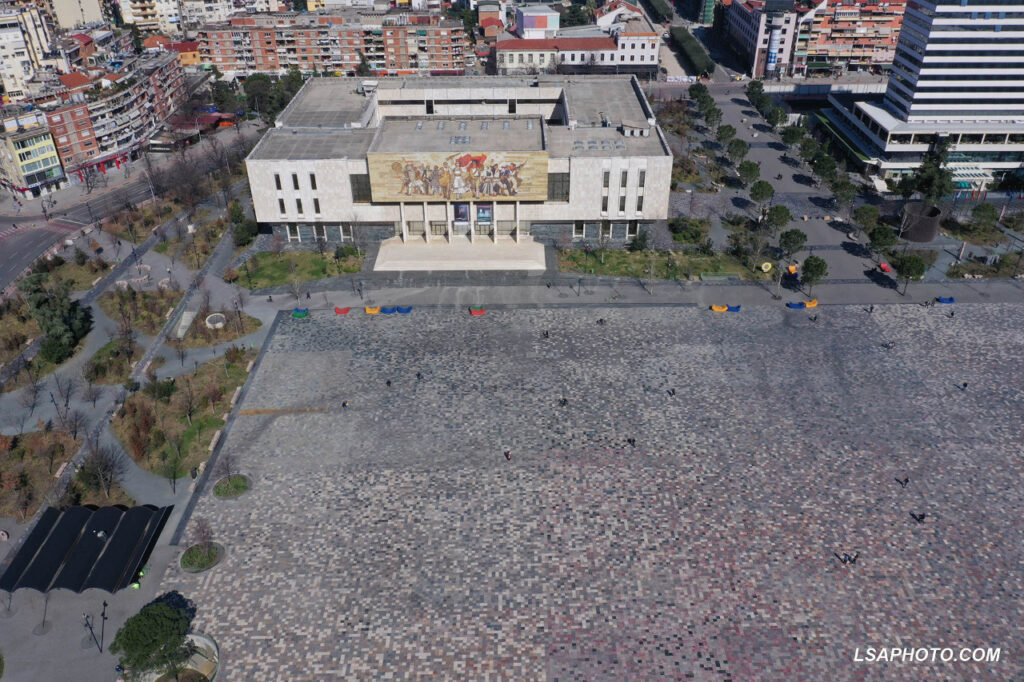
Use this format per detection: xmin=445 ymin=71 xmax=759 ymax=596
xmin=162 ymin=304 xmax=1024 ymax=681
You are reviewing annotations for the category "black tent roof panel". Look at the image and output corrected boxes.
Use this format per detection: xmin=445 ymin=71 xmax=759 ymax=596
xmin=0 ymin=505 xmax=172 ymax=594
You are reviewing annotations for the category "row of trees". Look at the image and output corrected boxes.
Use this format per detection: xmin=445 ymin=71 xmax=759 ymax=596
xmin=17 ymin=274 xmax=92 ymax=365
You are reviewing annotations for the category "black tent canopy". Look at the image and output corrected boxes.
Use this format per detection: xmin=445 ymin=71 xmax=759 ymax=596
xmin=0 ymin=505 xmax=172 ymax=594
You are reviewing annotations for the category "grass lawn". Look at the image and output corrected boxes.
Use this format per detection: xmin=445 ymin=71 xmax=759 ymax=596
xmin=181 ymin=543 xmax=220 ymax=571
xmin=97 ymin=288 xmax=183 ymax=337
xmin=241 ymin=251 xmax=363 ymax=290
xmin=99 ymin=198 xmax=183 ymax=244
xmin=49 ymin=258 xmax=111 ymax=291
xmin=112 ymin=348 xmax=256 ymax=480
xmin=0 ymin=299 xmax=41 ymax=368
xmin=1 ymin=344 xmax=79 ymax=393
xmin=940 ymin=218 xmax=1005 ymax=247
xmin=213 ymin=474 xmax=249 ymax=498
xmin=559 ymin=249 xmax=767 ymax=281
xmin=0 ymin=431 xmax=80 ymax=521
xmin=66 ymin=475 xmax=135 ymax=508
xmin=948 ymin=251 xmax=1024 ymax=278
xmin=177 ymin=312 xmax=261 ymax=349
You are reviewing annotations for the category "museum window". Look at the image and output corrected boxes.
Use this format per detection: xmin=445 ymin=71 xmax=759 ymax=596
xmin=626 ymin=221 xmax=639 ymax=238
xmin=619 ymin=195 xmax=626 ymax=213
xmin=339 ymin=224 xmax=354 ymax=242
xmin=292 ymin=173 xmax=299 ymax=190
xmin=620 ymin=170 xmax=627 ymax=187
xmin=278 ymin=198 xmax=286 ymax=215
xmin=638 ymin=170 xmax=646 ymax=188
xmin=313 ymin=224 xmax=327 ymax=240
xmin=601 ymin=195 xmax=608 ymax=213
xmin=603 ymin=170 xmax=609 ymax=188
xmin=350 ymin=174 xmax=371 ymax=202
xmin=573 ymin=221 xmax=585 ymax=238
xmin=296 ymin=198 xmax=303 ymax=214
xmin=309 ymin=173 xmax=317 ymax=190
xmin=287 ymin=224 xmax=300 ymax=241
xmin=636 ymin=195 xmax=643 ymax=212
xmin=547 ymin=173 xmax=570 ymax=201
xmin=313 ymin=198 xmax=321 ymax=214
xmin=274 ymin=173 xmax=281 ymax=190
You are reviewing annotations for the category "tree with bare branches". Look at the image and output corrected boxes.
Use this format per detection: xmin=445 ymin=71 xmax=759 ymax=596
xmin=181 ymin=379 xmax=197 ymax=426
xmin=213 ymin=450 xmax=237 ymax=481
xmin=193 ymin=517 xmax=213 ymax=552
xmin=65 ymin=409 xmax=88 ymax=440
xmin=80 ymin=442 xmax=128 ymax=498
xmin=53 ymin=373 xmax=79 ymax=410
xmin=83 ymin=380 xmax=102 ymax=408
xmin=19 ymin=379 xmax=42 ymax=416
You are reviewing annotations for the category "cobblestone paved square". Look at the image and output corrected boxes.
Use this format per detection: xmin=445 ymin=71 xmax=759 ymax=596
xmin=161 ymin=304 xmax=1024 ymax=681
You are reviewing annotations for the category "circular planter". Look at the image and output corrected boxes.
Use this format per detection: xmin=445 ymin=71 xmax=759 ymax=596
xmin=213 ymin=474 xmax=250 ymax=499
xmin=180 ymin=542 xmax=225 ymax=573
xmin=205 ymin=313 xmax=227 ymax=330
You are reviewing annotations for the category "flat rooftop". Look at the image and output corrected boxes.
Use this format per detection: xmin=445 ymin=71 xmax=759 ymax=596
xmin=251 ymin=75 xmax=668 ymax=161
xmin=372 ymin=117 xmax=544 ymax=154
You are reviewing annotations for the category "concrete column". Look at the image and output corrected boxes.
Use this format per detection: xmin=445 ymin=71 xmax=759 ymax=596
xmin=400 ymin=202 xmax=408 ymax=243
xmin=423 ymin=201 xmax=430 ymax=243
xmin=515 ymin=201 xmax=521 ymax=244
xmin=469 ymin=200 xmax=475 ymax=244
xmin=446 ymin=202 xmax=452 ymax=244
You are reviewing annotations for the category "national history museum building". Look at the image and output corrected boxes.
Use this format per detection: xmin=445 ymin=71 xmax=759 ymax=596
xmin=244 ymin=75 xmax=672 ymax=270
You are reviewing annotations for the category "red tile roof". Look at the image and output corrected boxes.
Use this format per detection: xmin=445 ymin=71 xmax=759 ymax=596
xmin=595 ymin=0 xmax=641 ymax=18
xmin=169 ymin=41 xmax=199 ymax=52
xmin=480 ymin=17 xmax=504 ymax=29
xmin=496 ymin=37 xmax=617 ymax=51
xmin=58 ymin=72 xmax=93 ymax=89
xmin=70 ymin=33 xmax=93 ymax=45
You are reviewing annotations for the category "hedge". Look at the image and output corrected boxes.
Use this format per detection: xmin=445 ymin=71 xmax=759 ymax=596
xmin=671 ymin=27 xmax=716 ymax=77
xmin=641 ymin=0 xmax=672 ymax=24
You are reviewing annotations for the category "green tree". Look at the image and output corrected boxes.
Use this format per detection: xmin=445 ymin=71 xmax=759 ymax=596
xmin=110 ymin=599 xmax=195 ymax=677
xmin=726 ymin=138 xmax=749 ymax=164
xmin=763 ymin=205 xmax=792 ymax=234
xmin=894 ymin=253 xmax=926 ymax=295
xmin=243 ymin=73 xmax=274 ymax=120
xmin=781 ymin=125 xmax=805 ymax=146
xmin=562 ymin=3 xmax=589 ymax=26
xmin=778 ymin=228 xmax=807 ymax=261
xmin=913 ymin=138 xmax=954 ymax=207
xmin=737 ymin=160 xmax=760 ymax=186
xmin=716 ymin=124 xmax=736 ymax=145
xmin=852 ymin=204 xmax=880 ymax=234
xmin=745 ymin=79 xmax=764 ymax=100
xmin=811 ymin=152 xmax=838 ymax=184
xmin=767 ymin=106 xmax=788 ymax=130
xmin=830 ymin=177 xmax=857 ymax=218
xmin=868 ymin=225 xmax=897 ymax=260
xmin=689 ymin=82 xmax=709 ymax=100
xmin=18 ymin=274 xmax=92 ymax=364
xmin=705 ymin=106 xmax=723 ymax=130
xmin=695 ymin=92 xmax=715 ymax=116
xmin=355 ymin=51 xmax=373 ymax=77
xmin=750 ymin=180 xmax=774 ymax=211
xmin=801 ymin=255 xmax=829 ymax=295
xmin=798 ymin=137 xmax=819 ymax=162
xmin=970 ymin=202 xmax=999 ymax=231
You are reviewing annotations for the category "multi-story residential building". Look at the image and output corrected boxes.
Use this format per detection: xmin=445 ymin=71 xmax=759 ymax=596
xmin=0 ymin=8 xmax=53 ymax=101
xmin=244 ymin=75 xmax=671 ymax=265
xmin=51 ymin=0 xmax=105 ymax=29
xmin=727 ymin=1 xmax=804 ymax=78
xmin=0 ymin=105 xmax=66 ymax=196
xmin=42 ymin=52 xmax=186 ymax=178
xmin=497 ymin=1 xmax=659 ymax=75
xmin=198 ymin=10 xmax=465 ymax=79
xmin=515 ymin=5 xmax=560 ymax=38
xmin=792 ymin=0 xmax=905 ymax=76
xmin=823 ymin=0 xmax=1024 ymax=188
xmin=118 ymin=0 xmax=183 ymax=34
xmin=179 ymin=0 xmax=275 ymax=32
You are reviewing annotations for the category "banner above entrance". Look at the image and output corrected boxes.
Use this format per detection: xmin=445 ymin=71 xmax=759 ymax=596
xmin=367 ymin=151 xmax=549 ymax=203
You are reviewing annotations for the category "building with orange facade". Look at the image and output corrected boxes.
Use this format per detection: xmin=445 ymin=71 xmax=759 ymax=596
xmin=792 ymin=0 xmax=905 ymax=76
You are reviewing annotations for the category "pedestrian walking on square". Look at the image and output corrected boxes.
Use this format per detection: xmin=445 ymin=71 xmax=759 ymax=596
xmin=504 ymin=450 xmax=511 ymax=461
xmin=386 ymin=379 xmax=392 ymax=388
xmin=342 ymin=401 xmax=349 ymax=409
xmin=868 ymin=304 xmax=874 ymax=314
xmin=306 ymin=291 xmax=311 ymax=300
xmin=961 ymin=382 xmax=968 ymax=391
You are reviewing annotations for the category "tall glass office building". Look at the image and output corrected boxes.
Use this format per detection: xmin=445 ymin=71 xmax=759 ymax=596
xmin=824 ymin=0 xmax=1024 ymax=188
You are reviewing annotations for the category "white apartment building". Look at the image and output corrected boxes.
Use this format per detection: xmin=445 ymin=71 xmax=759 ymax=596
xmin=825 ymin=0 xmax=1024 ymax=187
xmin=118 ymin=0 xmax=183 ymax=34
xmin=0 ymin=8 xmax=52 ymax=101
xmin=51 ymin=0 xmax=105 ymax=29
xmin=727 ymin=0 xmax=802 ymax=78
xmin=180 ymin=0 xmax=274 ymax=30
xmin=245 ymin=76 xmax=672 ymax=261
